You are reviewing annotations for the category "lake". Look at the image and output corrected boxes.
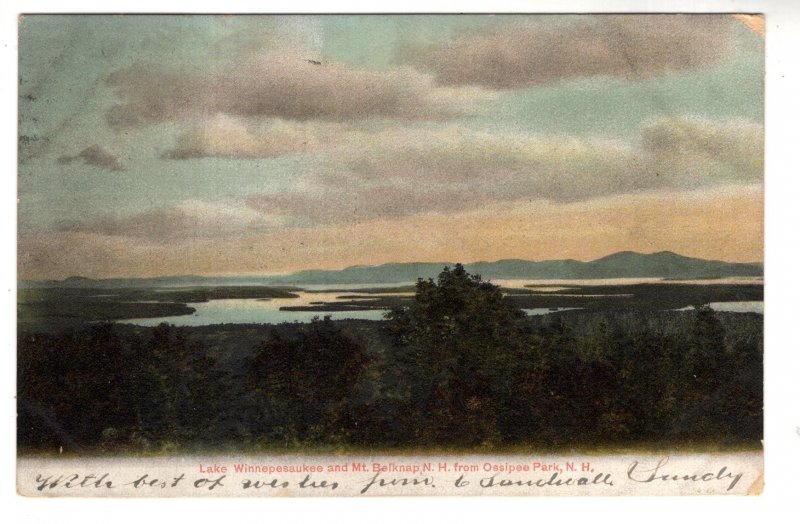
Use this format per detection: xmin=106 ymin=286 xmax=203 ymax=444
xmin=117 ymin=278 xmax=764 ymax=327
xmin=675 ymin=301 xmax=764 ymax=314
xmin=522 ymin=307 xmax=584 ymax=315
xmin=118 ymin=292 xmax=392 ymax=327
xmin=121 ymin=299 xmax=594 ymax=326
xmin=490 ymin=277 xmax=763 ymax=288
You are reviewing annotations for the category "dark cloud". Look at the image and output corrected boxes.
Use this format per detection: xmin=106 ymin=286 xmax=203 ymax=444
xmin=406 ymin=15 xmax=733 ymax=89
xmin=57 ymin=144 xmax=126 ymax=172
xmin=105 ymin=52 xmax=491 ymax=130
xmin=641 ymin=117 xmax=763 ymax=176
xmin=56 ymin=201 xmax=282 ymax=241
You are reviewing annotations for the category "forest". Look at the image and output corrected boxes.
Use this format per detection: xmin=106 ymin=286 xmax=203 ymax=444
xmin=17 ymin=265 xmax=762 ymax=454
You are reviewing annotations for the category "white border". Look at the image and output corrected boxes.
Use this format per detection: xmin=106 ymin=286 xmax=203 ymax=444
xmin=2 ymin=1 xmax=798 ymax=522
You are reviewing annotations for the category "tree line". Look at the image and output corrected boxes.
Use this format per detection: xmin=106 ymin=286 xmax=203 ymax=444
xmin=18 ymin=265 xmax=762 ymax=453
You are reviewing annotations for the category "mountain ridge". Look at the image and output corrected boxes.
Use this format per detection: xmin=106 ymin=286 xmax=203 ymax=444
xmin=20 ymin=251 xmax=763 ymax=288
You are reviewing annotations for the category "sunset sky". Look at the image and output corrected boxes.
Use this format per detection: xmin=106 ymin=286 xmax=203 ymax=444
xmin=17 ymin=14 xmax=764 ymax=279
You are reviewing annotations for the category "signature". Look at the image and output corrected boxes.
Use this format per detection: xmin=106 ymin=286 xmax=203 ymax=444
xmin=627 ymin=457 xmax=743 ymax=492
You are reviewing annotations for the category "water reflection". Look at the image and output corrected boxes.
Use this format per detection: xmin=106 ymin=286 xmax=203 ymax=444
xmin=675 ymin=301 xmax=763 ymax=314
xmin=120 ymin=295 xmax=390 ymax=326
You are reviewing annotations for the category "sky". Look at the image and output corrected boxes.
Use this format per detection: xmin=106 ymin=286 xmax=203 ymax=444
xmin=17 ymin=14 xmax=764 ymax=279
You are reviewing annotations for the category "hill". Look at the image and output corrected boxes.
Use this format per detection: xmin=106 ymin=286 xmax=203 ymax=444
xmin=21 ymin=251 xmax=763 ymax=288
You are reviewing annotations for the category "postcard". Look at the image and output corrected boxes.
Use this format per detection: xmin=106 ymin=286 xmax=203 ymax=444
xmin=16 ymin=13 xmax=764 ymax=497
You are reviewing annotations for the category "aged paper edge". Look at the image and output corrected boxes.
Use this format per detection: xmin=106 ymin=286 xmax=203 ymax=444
xmin=18 ymin=451 xmax=763 ymax=497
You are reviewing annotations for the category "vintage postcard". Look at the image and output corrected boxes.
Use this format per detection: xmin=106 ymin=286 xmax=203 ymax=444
xmin=16 ymin=13 xmax=764 ymax=497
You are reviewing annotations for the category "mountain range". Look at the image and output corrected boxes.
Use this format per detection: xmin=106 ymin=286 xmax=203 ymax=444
xmin=21 ymin=251 xmax=763 ymax=288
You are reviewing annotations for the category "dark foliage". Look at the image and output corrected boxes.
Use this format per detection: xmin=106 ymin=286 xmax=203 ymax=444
xmin=18 ymin=267 xmax=762 ymax=453
xmin=18 ymin=323 xmax=229 ymax=453
xmin=244 ymin=317 xmax=372 ymax=445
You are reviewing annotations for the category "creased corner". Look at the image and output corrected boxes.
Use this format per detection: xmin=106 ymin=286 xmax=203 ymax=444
xmin=746 ymin=472 xmax=764 ymax=495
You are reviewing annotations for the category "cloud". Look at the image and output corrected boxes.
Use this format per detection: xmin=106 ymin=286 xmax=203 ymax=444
xmin=105 ymin=51 xmax=493 ymax=130
xmin=641 ymin=117 xmax=763 ymax=178
xmin=49 ymin=118 xmax=763 ymax=242
xmin=406 ymin=15 xmax=734 ymax=89
xmin=247 ymin=185 xmax=493 ymax=224
xmin=57 ymin=200 xmax=285 ymax=241
xmin=57 ymin=144 xmax=126 ymax=172
xmin=642 ymin=118 xmax=764 ymax=165
xmin=18 ymin=187 xmax=763 ymax=280
xmin=246 ymin=118 xmax=762 ymax=224
xmin=164 ymin=115 xmax=349 ymax=159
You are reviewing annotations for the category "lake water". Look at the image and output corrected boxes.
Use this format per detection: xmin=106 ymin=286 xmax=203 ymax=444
xmin=523 ymin=307 xmax=583 ymax=316
xmin=675 ymin=301 xmax=764 ymax=314
xmin=491 ymin=277 xmax=763 ymax=288
xmin=118 ymin=292 xmax=396 ymax=327
xmin=118 ymin=278 xmax=764 ymax=327
xmin=296 ymin=282 xmax=412 ymax=291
